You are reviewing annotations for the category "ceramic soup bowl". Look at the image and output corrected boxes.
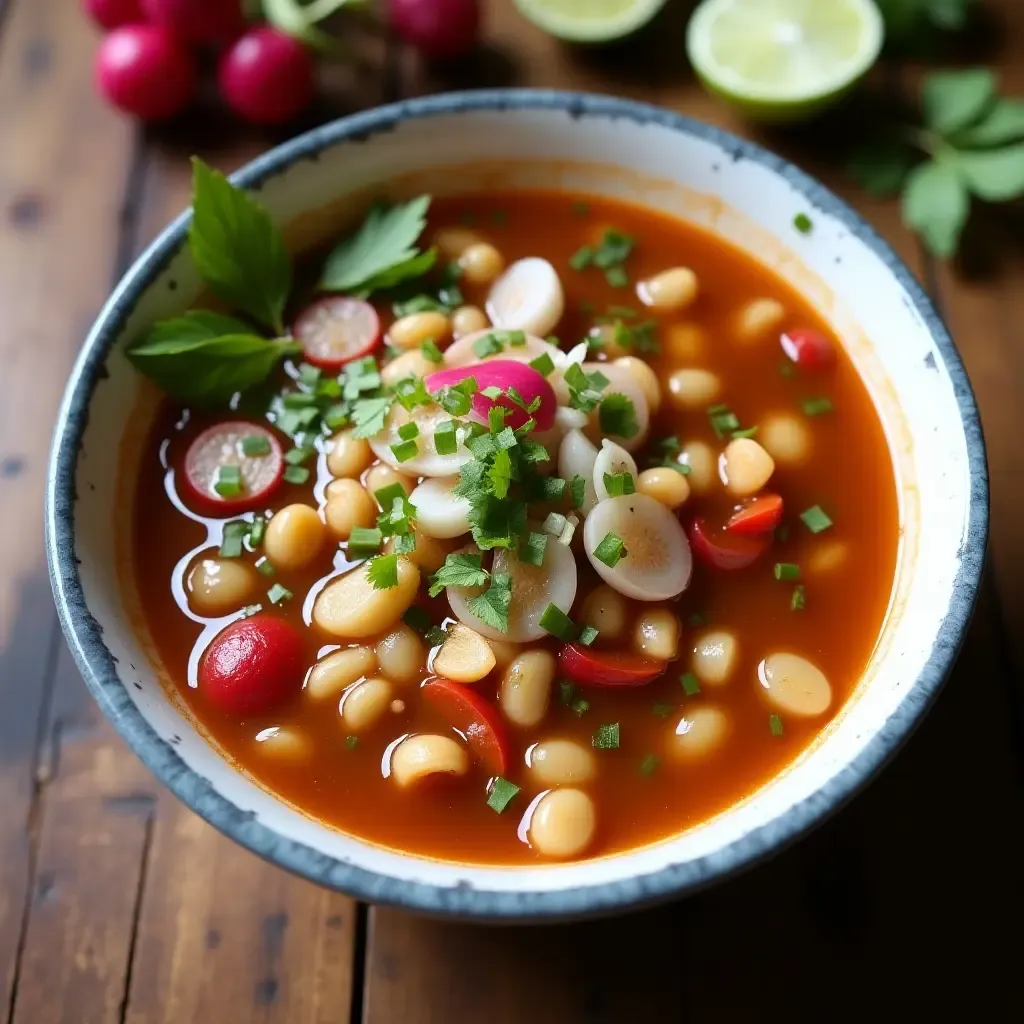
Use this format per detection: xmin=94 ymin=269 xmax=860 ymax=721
xmin=46 ymin=91 xmax=987 ymax=921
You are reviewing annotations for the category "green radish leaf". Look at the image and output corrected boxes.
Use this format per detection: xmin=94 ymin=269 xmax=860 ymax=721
xmin=847 ymin=138 xmax=916 ymax=198
xmin=188 ymin=159 xmax=292 ymax=336
xmin=951 ymin=99 xmax=1024 ymax=147
xmin=955 ymin=143 xmax=1024 ymax=200
xmin=901 ymin=160 xmax=970 ymax=259
xmin=922 ymin=69 xmax=996 ymax=135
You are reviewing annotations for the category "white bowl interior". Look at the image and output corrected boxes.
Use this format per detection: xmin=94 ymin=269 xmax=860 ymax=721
xmin=66 ymin=104 xmax=971 ymax=898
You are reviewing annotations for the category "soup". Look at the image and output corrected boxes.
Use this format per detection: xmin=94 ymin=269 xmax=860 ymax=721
xmin=126 ymin=169 xmax=898 ymax=865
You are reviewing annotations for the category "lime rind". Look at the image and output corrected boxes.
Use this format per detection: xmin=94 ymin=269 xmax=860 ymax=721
xmin=686 ymin=0 xmax=884 ymax=122
xmin=513 ymin=0 xmax=669 ymax=43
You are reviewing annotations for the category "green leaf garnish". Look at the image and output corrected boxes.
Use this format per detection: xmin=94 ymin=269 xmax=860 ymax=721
xmin=466 ymin=572 xmax=513 ymax=633
xmin=800 ymin=505 xmax=833 ymax=534
xmin=487 ymin=776 xmax=520 ymax=814
xmin=367 ymin=553 xmax=400 ymax=590
xmin=592 ymin=723 xmax=620 ymax=750
xmin=593 ymin=533 xmax=627 ymax=568
xmin=428 ymin=552 xmax=489 ymax=597
xmin=348 ymin=526 xmax=383 ymax=559
xmin=599 ymin=394 xmax=638 ymax=439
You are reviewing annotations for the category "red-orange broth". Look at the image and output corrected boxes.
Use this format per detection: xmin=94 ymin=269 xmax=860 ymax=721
xmin=128 ymin=190 xmax=898 ymax=864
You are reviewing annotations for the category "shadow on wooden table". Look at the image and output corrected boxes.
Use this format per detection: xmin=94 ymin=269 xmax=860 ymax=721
xmin=364 ymin=578 xmax=1024 ymax=1023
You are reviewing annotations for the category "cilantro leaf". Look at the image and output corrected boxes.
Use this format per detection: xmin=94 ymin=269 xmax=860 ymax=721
xmin=599 ymin=393 xmax=639 ymax=439
xmin=488 ymin=448 xmax=512 ymax=499
xmin=467 ymin=572 xmax=512 ymax=633
xmin=188 ymin=159 xmax=291 ymax=335
xmin=367 ymin=553 xmax=399 ymax=590
xmin=428 ymin=552 xmax=489 ymax=597
xmin=350 ymin=397 xmax=393 ymax=439
xmin=320 ymin=196 xmax=433 ymax=294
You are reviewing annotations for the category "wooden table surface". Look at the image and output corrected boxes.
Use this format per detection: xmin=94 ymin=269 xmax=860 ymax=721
xmin=1 ymin=1 xmax=1022 ymax=1020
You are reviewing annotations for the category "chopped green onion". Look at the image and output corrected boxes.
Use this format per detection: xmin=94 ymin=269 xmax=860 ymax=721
xmin=283 ymin=465 xmax=310 ymax=485
xmin=219 ymin=521 xmax=248 ymax=558
xmin=603 ymin=471 xmax=636 ymax=498
xmin=652 ymin=701 xmax=674 ymax=719
xmin=680 ymin=672 xmax=701 ymax=696
xmin=559 ymin=680 xmax=578 ymax=706
xmin=540 ymin=477 xmax=566 ymax=502
xmin=348 ymin=526 xmax=383 ymax=559
xmin=498 ymin=330 xmax=527 ymax=347
xmin=374 ymin=482 xmax=408 ymax=510
xmin=775 ymin=524 xmax=791 ymax=543
xmin=801 ymin=397 xmax=833 ymax=416
xmin=267 ymin=583 xmax=292 ymax=605
xmin=569 ymin=475 xmax=587 ymax=509
xmin=794 ymin=213 xmax=813 ymax=234
xmin=707 ymin=404 xmax=740 ymax=439
xmin=731 ymin=426 xmax=759 ymax=440
xmin=487 ymin=777 xmax=520 ymax=814
xmin=569 ymin=245 xmax=594 ymax=271
xmin=687 ymin=611 xmax=707 ymax=627
xmin=572 ymin=698 xmax=590 ymax=717
xmin=255 ymin=556 xmax=275 ymax=577
xmin=421 ymin=338 xmax=444 ymax=363
xmin=473 ymin=333 xmax=504 ymax=358
xmin=639 ymin=754 xmax=660 ymax=777
xmin=543 ymin=511 xmax=568 ymax=536
xmin=770 ymin=714 xmax=784 ymax=737
xmin=594 ymin=532 xmax=627 ymax=568
xmin=240 ymin=434 xmax=272 ymax=457
xmin=593 ymin=723 xmax=620 ymax=750
xmin=529 ymin=353 xmax=555 ymax=377
xmin=240 ymin=603 xmax=263 ymax=618
xmin=434 ymin=420 xmax=458 ymax=455
xmin=539 ymin=603 xmax=576 ymax=640
xmin=593 ymin=229 xmax=634 ymax=268
xmin=518 ymin=531 xmax=548 ymax=568
xmin=607 ymin=305 xmax=637 ymax=319
xmin=213 ymin=465 xmax=243 ymax=498
xmin=398 ymin=422 xmax=419 ymax=441
xmin=248 ymin=517 xmax=266 ymax=546
xmin=774 ymin=562 xmax=801 ymax=581
xmin=791 ymin=584 xmax=807 ymax=611
xmin=800 ymin=505 xmax=833 ymax=534
xmin=578 ymin=625 xmax=599 ymax=647
xmin=285 ymin=445 xmax=314 ymax=465
xmin=481 ymin=385 xmax=504 ymax=400
xmin=605 ymin=265 xmax=629 ymax=288
xmin=324 ymin=404 xmax=349 ymax=430
xmin=345 ymin=735 xmax=359 ymax=750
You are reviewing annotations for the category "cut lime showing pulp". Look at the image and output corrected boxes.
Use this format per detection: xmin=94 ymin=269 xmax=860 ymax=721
xmin=514 ymin=0 xmax=668 ymax=43
xmin=686 ymin=0 xmax=884 ymax=123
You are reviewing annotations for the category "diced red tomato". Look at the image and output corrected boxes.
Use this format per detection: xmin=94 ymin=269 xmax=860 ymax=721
xmin=687 ymin=517 xmax=772 ymax=571
xmin=421 ymin=677 xmax=510 ymax=777
xmin=727 ymin=493 xmax=784 ymax=536
xmin=559 ymin=645 xmax=665 ymax=688
xmin=293 ymin=296 xmax=381 ymax=372
xmin=781 ymin=328 xmax=836 ymax=371
xmin=198 ymin=614 xmax=305 ymax=715
xmin=181 ymin=421 xmax=283 ymax=516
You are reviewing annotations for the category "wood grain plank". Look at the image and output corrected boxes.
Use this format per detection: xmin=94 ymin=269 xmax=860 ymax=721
xmin=0 ymin=0 xmax=136 ymax=1014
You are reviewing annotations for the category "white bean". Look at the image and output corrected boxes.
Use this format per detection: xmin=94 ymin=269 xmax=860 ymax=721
xmin=529 ymin=788 xmax=596 ymax=859
xmin=578 ymin=585 xmax=629 ymax=641
xmin=187 ymin=557 xmax=256 ymax=616
xmin=305 ymin=646 xmax=376 ymax=702
xmin=380 ymin=349 xmax=437 ymax=388
xmin=638 ymin=267 xmax=698 ymax=312
xmin=500 ymin=650 xmax=555 ymax=727
xmin=758 ymin=653 xmax=832 ymax=717
xmin=680 ymin=440 xmax=716 ymax=495
xmin=692 ymin=630 xmax=738 ymax=686
xmin=375 ymin=625 xmax=426 ymax=685
xmin=633 ymin=609 xmax=680 ymax=660
xmin=670 ymin=706 xmax=730 ymax=761
xmin=667 ymin=369 xmax=720 ymax=410
xmin=637 ymin=467 xmax=690 ymax=510
xmin=760 ymin=414 xmax=813 ymax=466
xmin=341 ymin=677 xmax=393 ymax=732
xmin=451 ymin=305 xmax=489 ymax=338
xmin=665 ymin=323 xmax=706 ymax=361
xmin=391 ymin=733 xmax=468 ymax=787
xmin=388 ymin=311 xmax=451 ymax=351
xmin=528 ymin=740 xmax=596 ymax=786
xmin=433 ymin=623 xmax=496 ymax=683
xmin=459 ymin=242 xmax=504 ymax=285
xmin=324 ymin=478 xmax=376 ymax=541
xmin=736 ymin=298 xmax=786 ymax=344
xmin=326 ymin=430 xmax=374 ymax=479
xmin=264 ymin=504 xmax=326 ymax=571
xmin=809 ymin=540 xmax=849 ymax=575
xmin=256 ymin=726 xmax=313 ymax=763
xmin=364 ymin=464 xmax=414 ymax=502
xmin=313 ymin=559 xmax=420 ymax=638
xmin=721 ymin=438 xmax=775 ymax=497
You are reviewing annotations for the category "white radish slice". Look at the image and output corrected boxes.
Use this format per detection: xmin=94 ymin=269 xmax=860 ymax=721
xmin=369 ymin=402 xmax=471 ymax=478
xmin=584 ymin=493 xmax=692 ymax=601
xmin=487 ymin=258 xmax=565 ymax=338
xmin=557 ymin=429 xmax=599 ymax=516
xmin=447 ymin=541 xmax=577 ymax=643
xmin=582 ymin=361 xmax=650 ymax=453
xmin=409 ymin=477 xmax=471 ymax=539
xmin=593 ymin=440 xmax=638 ymax=502
xmin=555 ymin=406 xmax=589 ymax=432
xmin=443 ymin=330 xmax=560 ymax=369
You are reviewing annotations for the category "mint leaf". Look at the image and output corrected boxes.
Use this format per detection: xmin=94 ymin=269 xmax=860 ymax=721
xmin=956 ymin=143 xmax=1024 ymax=201
xmin=428 ymin=552 xmax=489 ymax=597
xmin=902 ymin=160 xmax=969 ymax=259
xmin=188 ymin=159 xmax=291 ymax=335
xmin=129 ymin=313 xmax=299 ymax=404
xmin=922 ymin=69 xmax=995 ymax=135
xmin=320 ymin=196 xmax=432 ymax=293
xmin=951 ymin=99 xmax=1024 ymax=147
xmin=466 ymin=572 xmax=512 ymax=633
xmin=847 ymin=139 xmax=916 ymax=198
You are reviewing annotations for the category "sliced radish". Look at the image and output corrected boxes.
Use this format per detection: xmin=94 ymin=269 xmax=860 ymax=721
xmin=727 ymin=493 xmax=784 ymax=535
xmin=426 ymin=360 xmax=557 ymax=432
xmin=293 ymin=296 xmax=381 ymax=371
xmin=410 ymin=476 xmax=471 ymax=539
xmin=781 ymin=328 xmax=837 ymax=371
xmin=198 ymin=614 xmax=305 ymax=715
xmin=582 ymin=361 xmax=650 ymax=453
xmin=593 ymin=440 xmax=638 ymax=502
xmin=182 ymin=421 xmax=284 ymax=516
xmin=555 ymin=406 xmax=589 ymax=432
xmin=443 ymin=329 xmax=561 ymax=370
xmin=558 ymin=429 xmax=599 ymax=516
xmin=369 ymin=402 xmax=472 ymax=478
xmin=487 ymin=257 xmax=565 ymax=338
xmin=583 ymin=493 xmax=692 ymax=601
xmin=447 ymin=541 xmax=578 ymax=643
xmin=559 ymin=645 xmax=665 ymax=688
xmin=422 ymin=676 xmax=510 ymax=776
xmin=688 ymin=517 xmax=771 ymax=570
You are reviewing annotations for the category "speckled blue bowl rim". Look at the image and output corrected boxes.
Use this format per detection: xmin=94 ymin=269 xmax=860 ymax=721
xmin=46 ymin=89 xmax=989 ymax=922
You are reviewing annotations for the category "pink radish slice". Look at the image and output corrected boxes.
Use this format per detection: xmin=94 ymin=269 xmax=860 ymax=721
xmin=425 ymin=360 xmax=556 ymax=431
xmin=293 ymin=297 xmax=381 ymax=372
xmin=182 ymin=421 xmax=284 ymax=516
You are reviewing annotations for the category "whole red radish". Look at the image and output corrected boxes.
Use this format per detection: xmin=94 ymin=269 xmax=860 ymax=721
xmin=140 ymin=0 xmax=246 ymax=44
xmin=95 ymin=24 xmax=196 ymax=121
xmin=425 ymin=360 xmax=557 ymax=432
xmin=388 ymin=0 xmax=481 ymax=59
xmin=199 ymin=615 xmax=306 ymax=715
xmin=218 ymin=27 xmax=316 ymax=125
xmin=83 ymin=0 xmax=143 ymax=30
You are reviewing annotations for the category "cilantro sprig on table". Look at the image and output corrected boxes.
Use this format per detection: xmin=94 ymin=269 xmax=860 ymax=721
xmin=848 ymin=69 xmax=1024 ymax=258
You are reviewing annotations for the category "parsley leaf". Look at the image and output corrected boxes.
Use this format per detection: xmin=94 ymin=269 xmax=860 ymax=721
xmin=428 ymin=552 xmax=489 ymax=597
xmin=350 ymin=397 xmax=393 ymax=439
xmin=367 ymin=553 xmax=399 ymax=590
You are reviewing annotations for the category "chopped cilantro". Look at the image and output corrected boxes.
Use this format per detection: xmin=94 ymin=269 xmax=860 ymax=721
xmin=367 ymin=553 xmax=400 ymax=589
xmin=428 ymin=552 xmax=489 ymax=597
xmin=599 ymin=394 xmax=638 ymax=438
xmin=466 ymin=572 xmax=512 ymax=633
xmin=680 ymin=672 xmax=701 ymax=695
xmin=420 ymin=338 xmax=444 ymax=363
xmin=791 ymin=584 xmax=807 ymax=611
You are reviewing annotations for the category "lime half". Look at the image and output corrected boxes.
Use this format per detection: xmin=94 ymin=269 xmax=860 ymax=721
xmin=514 ymin=0 xmax=668 ymax=43
xmin=687 ymin=0 xmax=884 ymax=123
